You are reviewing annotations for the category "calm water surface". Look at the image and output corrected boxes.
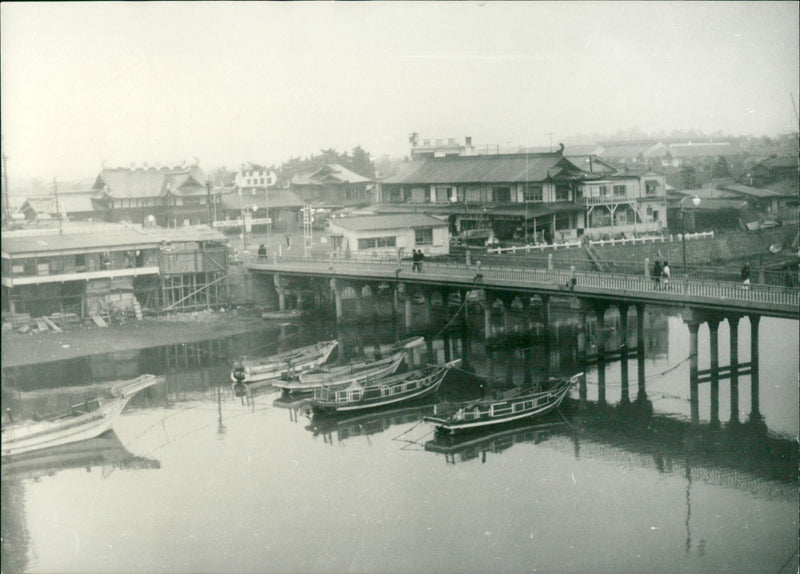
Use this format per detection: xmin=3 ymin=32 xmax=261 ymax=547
xmin=2 ymin=306 xmax=797 ymax=574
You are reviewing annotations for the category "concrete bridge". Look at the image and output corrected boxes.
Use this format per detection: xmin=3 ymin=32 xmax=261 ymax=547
xmin=245 ymin=255 xmax=799 ymax=321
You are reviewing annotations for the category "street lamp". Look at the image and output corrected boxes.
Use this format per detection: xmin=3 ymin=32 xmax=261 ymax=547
xmin=681 ymin=195 xmax=701 ymax=276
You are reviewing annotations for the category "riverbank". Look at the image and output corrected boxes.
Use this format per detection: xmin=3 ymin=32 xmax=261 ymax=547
xmin=0 ymin=309 xmax=268 ymax=369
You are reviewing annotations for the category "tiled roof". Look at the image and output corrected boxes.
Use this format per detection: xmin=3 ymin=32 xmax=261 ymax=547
xmin=565 ymin=155 xmax=619 ymax=173
xmin=1 ymin=224 xmax=226 ymax=256
xmin=330 ymin=214 xmax=448 ymax=232
xmin=380 ymin=153 xmax=582 ymax=185
xmin=219 ymin=189 xmax=304 ymax=211
xmin=93 ymin=166 xmax=208 ymax=199
xmin=718 ymin=184 xmax=783 ymax=199
xmin=291 ymin=164 xmax=371 ymax=186
xmin=1 ymin=228 xmax=159 ymax=255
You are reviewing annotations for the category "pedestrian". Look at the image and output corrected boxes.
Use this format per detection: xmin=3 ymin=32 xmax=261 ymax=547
xmin=662 ymin=261 xmax=670 ymax=290
xmin=783 ymin=266 xmax=793 ymax=290
xmin=418 ymin=250 xmax=425 ymax=272
xmin=652 ymin=260 xmax=662 ymax=289
xmin=567 ymin=265 xmax=577 ymax=290
xmin=257 ymin=243 xmax=267 ymax=260
xmin=285 ymin=233 xmax=291 ymax=250
xmin=411 ymin=250 xmax=419 ymax=272
xmin=741 ymin=262 xmax=751 ymax=289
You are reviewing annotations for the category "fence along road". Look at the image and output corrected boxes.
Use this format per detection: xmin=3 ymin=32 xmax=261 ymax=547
xmin=246 ymin=255 xmax=800 ymax=321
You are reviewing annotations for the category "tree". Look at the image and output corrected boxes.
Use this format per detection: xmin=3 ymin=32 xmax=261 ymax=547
xmin=349 ymin=146 xmax=374 ymax=178
xmin=680 ymin=165 xmax=698 ymax=190
xmin=712 ymin=156 xmax=731 ymax=179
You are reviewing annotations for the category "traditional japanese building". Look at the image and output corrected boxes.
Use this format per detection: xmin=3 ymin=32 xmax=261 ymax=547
xmin=290 ymin=164 xmax=372 ymax=207
xmin=91 ymin=164 xmax=213 ymax=227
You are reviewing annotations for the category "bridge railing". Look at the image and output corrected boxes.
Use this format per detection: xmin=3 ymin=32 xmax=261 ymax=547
xmin=245 ymin=256 xmax=799 ymax=311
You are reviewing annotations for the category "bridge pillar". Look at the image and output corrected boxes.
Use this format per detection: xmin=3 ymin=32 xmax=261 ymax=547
xmin=391 ymin=285 xmax=399 ymax=320
xmin=540 ymin=295 xmax=551 ymax=336
xmin=405 ymin=295 xmax=413 ymax=329
xmin=636 ymin=303 xmax=646 ymax=401
xmin=576 ymin=299 xmax=588 ymax=363
xmin=460 ymin=289 xmax=470 ymax=321
xmin=353 ymin=284 xmax=363 ymax=318
xmin=330 ymin=279 xmax=343 ymax=322
xmin=618 ymin=303 xmax=630 ymax=404
xmin=708 ymin=317 xmax=721 ymax=426
xmin=728 ymin=315 xmax=741 ymax=422
xmin=274 ymin=274 xmax=286 ymax=311
xmin=749 ymin=315 xmax=761 ymax=419
xmin=592 ymin=301 xmax=609 ymax=363
xmin=440 ymin=288 xmax=451 ymax=320
xmin=687 ymin=321 xmax=700 ymax=425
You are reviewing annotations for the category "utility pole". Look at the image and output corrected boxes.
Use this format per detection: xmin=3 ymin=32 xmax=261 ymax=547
xmin=53 ymin=177 xmax=63 ymax=234
xmin=1 ymin=152 xmax=11 ymax=228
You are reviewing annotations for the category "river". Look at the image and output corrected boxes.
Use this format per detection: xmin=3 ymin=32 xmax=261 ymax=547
xmin=2 ymin=303 xmax=797 ymax=574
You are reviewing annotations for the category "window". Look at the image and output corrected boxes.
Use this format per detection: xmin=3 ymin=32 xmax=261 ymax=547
xmin=556 ymin=185 xmax=571 ymax=201
xmin=260 ymin=178 xmax=265 ymax=185
xmin=555 ymin=213 xmax=571 ymax=230
xmin=411 ymin=188 xmax=426 ymax=202
xmin=598 ymin=185 xmax=608 ymax=197
xmin=645 ymin=180 xmax=659 ymax=195
xmin=523 ymin=184 xmax=543 ymax=202
xmin=465 ymin=187 xmax=482 ymax=204
xmin=435 ymin=187 xmax=450 ymax=203
xmin=358 ymin=236 xmax=397 ymax=249
xmin=183 ymin=197 xmax=200 ymax=206
xmin=493 ymin=187 xmax=511 ymax=203
xmin=415 ymin=228 xmax=433 ymax=245
xmin=613 ymin=185 xmax=626 ymax=197
xmin=76 ymin=254 xmax=86 ymax=270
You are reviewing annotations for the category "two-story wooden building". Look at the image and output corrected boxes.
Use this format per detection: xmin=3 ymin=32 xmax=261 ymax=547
xmin=2 ymin=223 xmax=229 ymax=318
xmin=91 ymin=165 xmax=213 ymax=227
xmin=376 ymin=149 xmax=669 ymax=243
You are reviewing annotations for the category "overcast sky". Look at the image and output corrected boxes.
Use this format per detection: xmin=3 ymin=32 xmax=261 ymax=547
xmin=2 ymin=1 xmax=798 ymax=182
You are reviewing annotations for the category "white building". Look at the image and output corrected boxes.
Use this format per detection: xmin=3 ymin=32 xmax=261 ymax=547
xmin=328 ymin=214 xmax=450 ymax=258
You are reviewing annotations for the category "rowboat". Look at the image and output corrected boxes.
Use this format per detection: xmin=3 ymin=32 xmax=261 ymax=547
xmin=1 ymin=374 xmax=160 ymax=458
xmin=424 ymin=372 xmax=582 ymax=434
xmin=311 ymin=359 xmax=460 ymax=414
xmin=308 ymin=399 xmax=440 ymax=443
xmin=230 ymin=340 xmax=338 ymax=384
xmin=274 ymin=351 xmax=405 ymax=394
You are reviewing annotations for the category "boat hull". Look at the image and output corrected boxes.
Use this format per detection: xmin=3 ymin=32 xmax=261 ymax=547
xmin=275 ymin=352 xmax=404 ymax=393
xmin=311 ymin=360 xmax=459 ymax=414
xmin=425 ymin=373 xmax=581 ymax=435
xmin=231 ymin=341 xmax=338 ymax=384
xmin=2 ymin=375 xmax=159 ymax=457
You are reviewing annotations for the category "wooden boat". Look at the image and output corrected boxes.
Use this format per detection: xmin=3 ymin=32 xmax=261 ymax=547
xmin=424 ymin=372 xmax=582 ymax=434
xmin=274 ymin=351 xmax=405 ymax=394
xmin=311 ymin=359 xmax=460 ymax=414
xmin=230 ymin=340 xmax=338 ymax=384
xmin=1 ymin=374 xmax=160 ymax=458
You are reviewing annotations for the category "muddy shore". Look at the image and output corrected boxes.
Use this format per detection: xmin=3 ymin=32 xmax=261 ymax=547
xmin=1 ymin=310 xmax=268 ymax=369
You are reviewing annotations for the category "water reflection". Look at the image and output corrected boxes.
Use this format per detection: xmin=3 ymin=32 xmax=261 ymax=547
xmin=1 ymin=305 xmax=796 ymax=574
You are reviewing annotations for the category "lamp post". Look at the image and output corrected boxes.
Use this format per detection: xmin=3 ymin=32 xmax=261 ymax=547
xmin=680 ymin=195 xmax=701 ymax=276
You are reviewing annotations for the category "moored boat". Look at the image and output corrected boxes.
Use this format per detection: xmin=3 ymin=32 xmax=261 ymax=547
xmin=230 ymin=340 xmax=338 ymax=384
xmin=424 ymin=372 xmax=582 ymax=434
xmin=311 ymin=359 xmax=460 ymax=414
xmin=1 ymin=374 xmax=160 ymax=458
xmin=274 ymin=351 xmax=405 ymax=394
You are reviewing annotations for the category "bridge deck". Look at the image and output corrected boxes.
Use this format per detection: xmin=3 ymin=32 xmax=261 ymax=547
xmin=245 ymin=256 xmax=799 ymax=320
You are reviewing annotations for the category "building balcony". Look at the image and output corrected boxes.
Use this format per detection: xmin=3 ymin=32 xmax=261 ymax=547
xmin=578 ymin=195 xmax=663 ymax=206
